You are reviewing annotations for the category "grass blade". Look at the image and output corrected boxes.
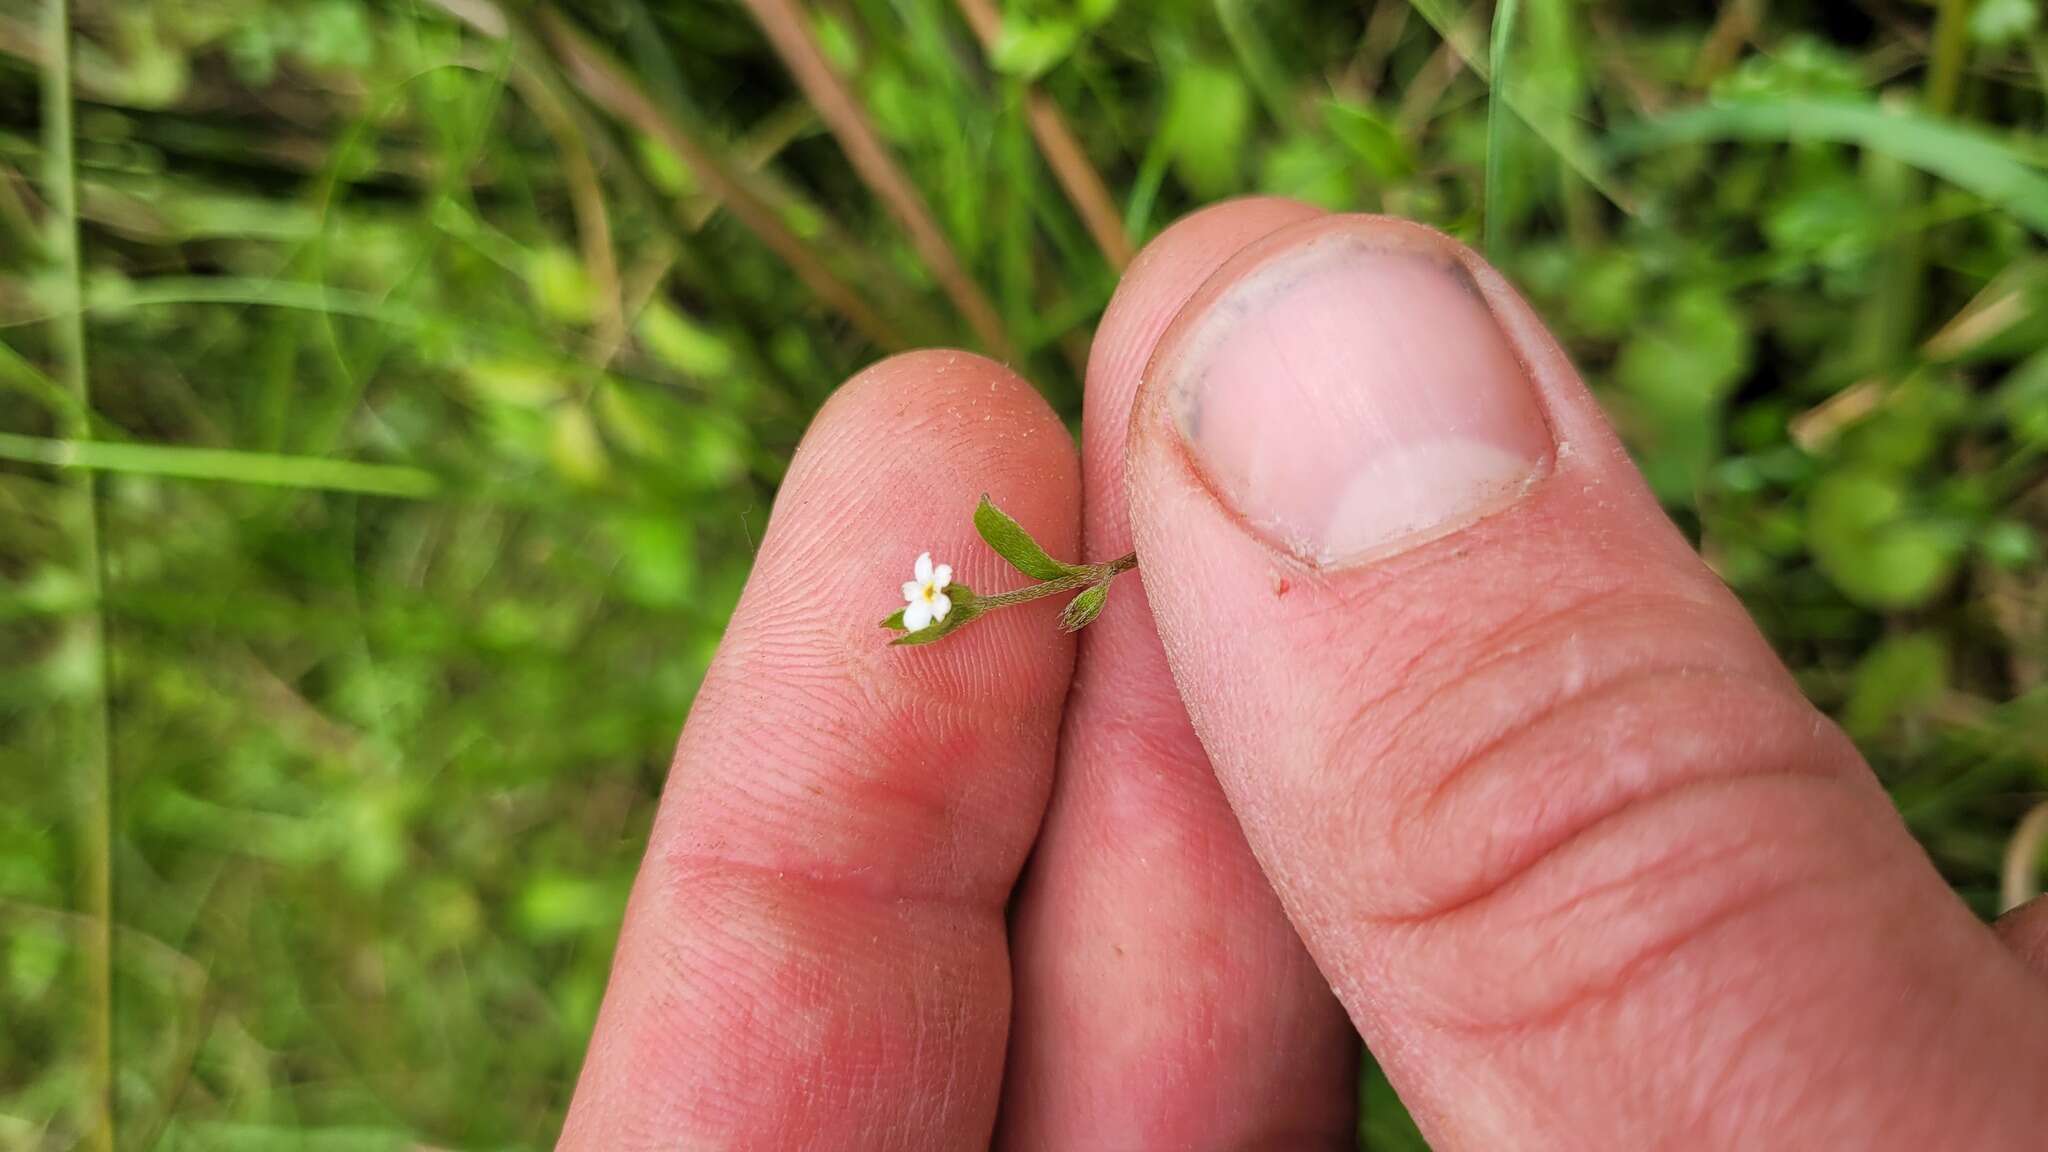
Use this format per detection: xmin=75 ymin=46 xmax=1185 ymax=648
xmin=1606 ymin=98 xmax=2048 ymax=236
xmin=1403 ymin=0 xmax=1632 ymax=215
xmin=1483 ymin=0 xmax=1521 ymax=258
xmin=0 ymin=434 xmax=442 ymax=499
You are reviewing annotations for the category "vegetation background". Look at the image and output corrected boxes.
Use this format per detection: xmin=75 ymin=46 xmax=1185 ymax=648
xmin=2 ymin=0 xmax=2044 ymax=1147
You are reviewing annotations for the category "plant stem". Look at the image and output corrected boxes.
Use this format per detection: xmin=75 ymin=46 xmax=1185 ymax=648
xmin=972 ymin=551 xmax=1137 ymax=611
xmin=1925 ymin=0 xmax=1972 ymax=118
xmin=42 ymin=2 xmax=113 ymax=1149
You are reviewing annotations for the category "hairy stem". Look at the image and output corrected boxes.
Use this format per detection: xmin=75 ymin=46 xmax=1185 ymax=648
xmin=973 ymin=552 xmax=1137 ymax=611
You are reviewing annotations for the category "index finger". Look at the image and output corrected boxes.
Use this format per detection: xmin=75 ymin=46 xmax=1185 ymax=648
xmin=559 ymin=350 xmax=1080 ymax=1149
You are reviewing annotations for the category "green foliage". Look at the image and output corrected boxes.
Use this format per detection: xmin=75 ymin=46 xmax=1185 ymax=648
xmin=1845 ymin=632 xmax=1951 ymax=742
xmin=1163 ymin=61 xmax=1252 ymax=198
xmin=975 ymin=495 xmax=1081 ymax=581
xmin=2 ymin=0 xmax=2044 ymax=1147
xmin=1808 ymin=468 xmax=1964 ymax=610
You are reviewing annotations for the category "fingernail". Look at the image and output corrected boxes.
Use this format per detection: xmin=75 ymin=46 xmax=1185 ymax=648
xmin=1164 ymin=226 xmax=1553 ymax=566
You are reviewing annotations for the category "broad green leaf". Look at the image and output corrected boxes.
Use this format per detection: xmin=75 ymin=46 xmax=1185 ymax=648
xmin=1996 ymin=349 xmax=2048 ymax=447
xmin=1163 ymin=62 xmax=1251 ymax=198
xmin=1807 ymin=469 xmax=1963 ymax=610
xmin=526 ymin=247 xmax=598 ymax=325
xmin=637 ymin=301 xmax=737 ymax=378
xmin=1844 ymin=632 xmax=1948 ymax=741
xmin=1613 ymin=288 xmax=1750 ymax=501
xmin=1059 ymin=582 xmax=1110 ymax=631
xmin=974 ymin=497 xmax=1076 ymax=581
xmin=992 ymin=20 xmax=1079 ymax=81
xmin=1970 ymin=0 xmax=2039 ymax=46
xmin=548 ymin=405 xmax=611 ymax=487
xmin=1323 ymin=100 xmax=1413 ymax=180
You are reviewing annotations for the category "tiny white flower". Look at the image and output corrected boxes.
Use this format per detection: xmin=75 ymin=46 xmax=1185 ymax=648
xmin=900 ymin=551 xmax=954 ymax=632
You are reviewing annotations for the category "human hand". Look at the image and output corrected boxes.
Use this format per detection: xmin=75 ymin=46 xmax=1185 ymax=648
xmin=557 ymin=202 xmax=2048 ymax=1150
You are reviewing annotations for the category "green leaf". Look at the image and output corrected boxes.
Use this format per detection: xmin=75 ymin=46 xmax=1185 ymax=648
xmin=1996 ymin=349 xmax=2048 ymax=447
xmin=636 ymin=301 xmax=737 ymax=378
xmin=1970 ymin=0 xmax=2039 ymax=46
xmin=526 ymin=247 xmax=598 ymax=325
xmin=1807 ymin=469 xmax=1963 ymax=610
xmin=1843 ymin=632 xmax=1949 ymax=742
xmin=1612 ymin=287 xmax=1751 ymax=502
xmin=1323 ymin=100 xmax=1413 ymax=180
xmin=1163 ymin=62 xmax=1251 ymax=198
xmin=1059 ymin=582 xmax=1110 ymax=631
xmin=880 ymin=608 xmax=907 ymax=630
xmin=992 ymin=19 xmax=1079 ymax=81
xmin=974 ymin=496 xmax=1076 ymax=581
xmin=1606 ymin=98 xmax=2048 ymax=236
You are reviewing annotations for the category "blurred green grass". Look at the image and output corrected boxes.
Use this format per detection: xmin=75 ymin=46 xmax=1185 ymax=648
xmin=1 ymin=0 xmax=2044 ymax=1148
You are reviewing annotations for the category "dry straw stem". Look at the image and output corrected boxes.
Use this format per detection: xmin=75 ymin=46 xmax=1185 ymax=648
xmin=950 ymin=0 xmax=1132 ymax=271
xmin=1690 ymin=0 xmax=1765 ymax=89
xmin=2005 ymin=801 xmax=2048 ymax=914
xmin=742 ymin=0 xmax=1014 ymax=359
xmin=528 ymin=7 xmax=907 ymax=350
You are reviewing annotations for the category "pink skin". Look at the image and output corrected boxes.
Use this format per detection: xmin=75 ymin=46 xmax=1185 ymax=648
xmin=558 ymin=351 xmax=1083 ymax=1150
xmin=561 ymin=206 xmax=2048 ymax=1150
xmin=1000 ymin=198 xmax=1356 ymax=1148
xmin=1128 ymin=214 xmax=2048 ymax=1148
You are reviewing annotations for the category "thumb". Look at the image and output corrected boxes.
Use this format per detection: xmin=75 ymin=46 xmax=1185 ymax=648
xmin=1125 ymin=214 xmax=2048 ymax=1149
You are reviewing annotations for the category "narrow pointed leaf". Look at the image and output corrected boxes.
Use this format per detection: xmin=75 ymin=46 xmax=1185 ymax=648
xmin=974 ymin=496 xmax=1078 ymax=581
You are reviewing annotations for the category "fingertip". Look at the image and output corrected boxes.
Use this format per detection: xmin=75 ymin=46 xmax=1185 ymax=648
xmin=806 ymin=347 xmax=1078 ymax=513
xmin=750 ymin=347 xmax=1082 ymax=705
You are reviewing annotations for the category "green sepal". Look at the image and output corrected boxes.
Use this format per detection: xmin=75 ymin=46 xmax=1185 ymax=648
xmin=1058 ymin=581 xmax=1110 ymax=631
xmin=885 ymin=586 xmax=979 ymax=645
xmin=974 ymin=496 xmax=1080 ymax=581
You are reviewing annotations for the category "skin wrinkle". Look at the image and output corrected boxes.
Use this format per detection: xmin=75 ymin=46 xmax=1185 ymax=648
xmin=1368 ymin=667 xmax=1851 ymax=922
xmin=1310 ymin=584 xmax=1770 ymax=831
xmin=669 ymin=678 xmax=1053 ymax=905
xmin=1367 ymin=772 xmax=1892 ymax=1036
xmin=1120 ymin=214 xmax=2048 ymax=1151
xmin=1499 ymin=849 xmax=1961 ymax=1150
xmin=634 ymin=875 xmax=1005 ymax=1143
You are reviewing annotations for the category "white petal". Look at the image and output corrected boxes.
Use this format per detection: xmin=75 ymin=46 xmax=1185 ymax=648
xmin=903 ymin=581 xmax=924 ymax=603
xmin=915 ymin=552 xmax=933 ymax=583
xmin=931 ymin=564 xmax=952 ymax=590
xmin=928 ymin=591 xmax=951 ymax=621
xmin=903 ymin=600 xmax=933 ymax=631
